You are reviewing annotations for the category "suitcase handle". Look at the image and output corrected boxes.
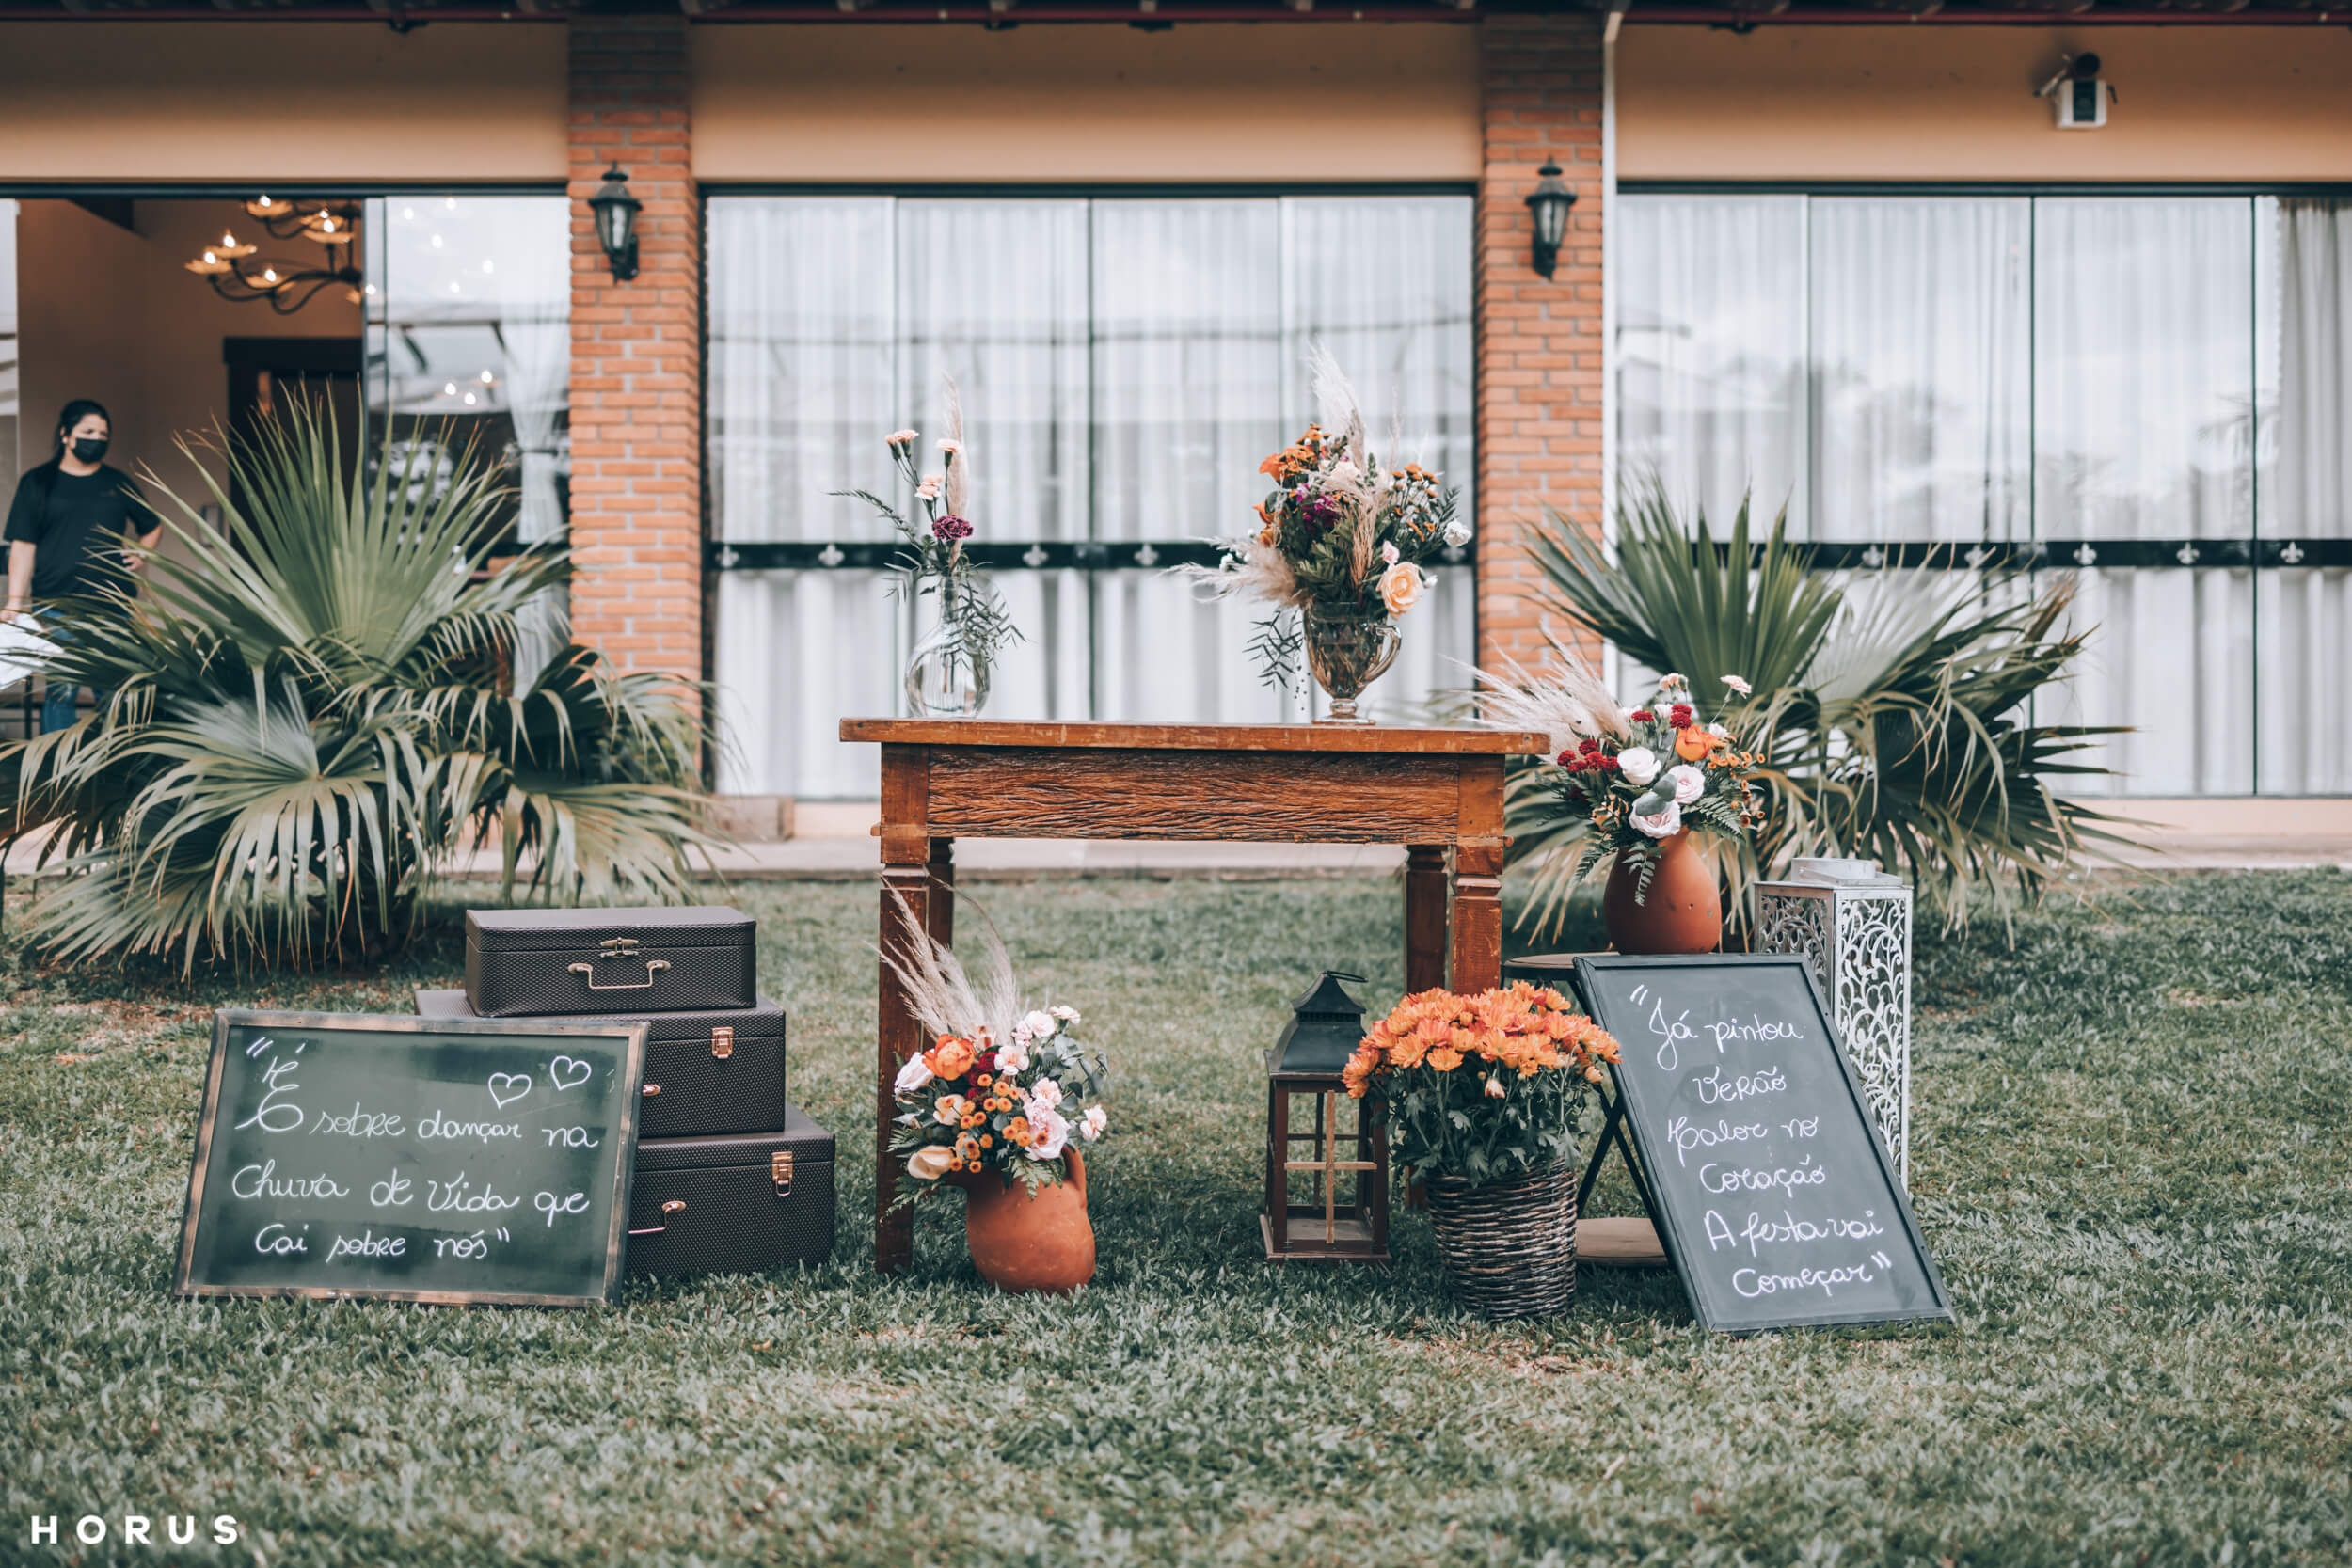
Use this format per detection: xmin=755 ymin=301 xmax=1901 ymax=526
xmin=628 ymin=1199 xmax=687 ymax=1237
xmin=567 ymin=958 xmax=672 ymax=991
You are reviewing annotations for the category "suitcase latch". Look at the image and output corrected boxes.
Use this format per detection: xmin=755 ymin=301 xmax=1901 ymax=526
xmin=597 ymin=936 xmax=641 ymax=957
xmin=771 ymin=1151 xmax=794 ymax=1197
xmin=711 ymin=1026 xmax=735 ymax=1061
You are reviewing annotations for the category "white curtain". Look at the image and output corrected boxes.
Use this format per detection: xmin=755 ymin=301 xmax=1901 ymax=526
xmin=2033 ymin=199 xmax=2255 ymax=796
xmin=707 ymin=195 xmax=1479 ymax=795
xmin=1617 ymin=194 xmax=1807 ymax=534
xmin=1810 ymin=198 xmax=2029 ymax=545
xmin=2258 ymin=197 xmax=2352 ymax=795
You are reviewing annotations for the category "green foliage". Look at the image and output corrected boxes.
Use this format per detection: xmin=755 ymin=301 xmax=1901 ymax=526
xmin=1375 ymin=1060 xmax=1590 ymax=1189
xmin=1519 ymin=480 xmax=2131 ymax=932
xmin=0 ymin=404 xmax=715 ymax=972
xmin=3 ymin=872 xmax=2348 ymax=1566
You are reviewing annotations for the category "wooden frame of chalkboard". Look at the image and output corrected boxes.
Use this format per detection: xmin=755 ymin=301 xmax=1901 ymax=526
xmin=174 ymin=1010 xmax=650 ymax=1308
xmin=1572 ymin=955 xmax=1952 ymax=1335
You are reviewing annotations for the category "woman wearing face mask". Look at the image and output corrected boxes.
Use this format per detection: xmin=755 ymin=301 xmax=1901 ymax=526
xmin=3 ymin=399 xmax=162 ymax=733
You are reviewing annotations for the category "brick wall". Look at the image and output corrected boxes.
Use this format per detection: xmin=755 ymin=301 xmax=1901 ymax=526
xmin=567 ymin=16 xmax=703 ymax=684
xmin=1475 ymin=15 xmax=1607 ymax=673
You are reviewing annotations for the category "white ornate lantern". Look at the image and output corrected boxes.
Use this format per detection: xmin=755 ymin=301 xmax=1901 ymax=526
xmin=1756 ymin=858 xmax=1914 ymax=1184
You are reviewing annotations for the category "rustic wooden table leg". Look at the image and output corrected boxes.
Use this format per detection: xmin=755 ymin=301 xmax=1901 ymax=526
xmin=1404 ymin=844 xmax=1448 ymax=995
xmin=927 ymin=836 xmax=955 ymax=948
xmin=1448 ymin=842 xmax=1505 ymax=993
xmin=875 ymin=744 xmax=934 ymax=1275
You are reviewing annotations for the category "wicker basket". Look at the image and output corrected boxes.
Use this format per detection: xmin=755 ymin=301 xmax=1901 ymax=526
xmin=1423 ymin=1164 xmax=1579 ymax=1321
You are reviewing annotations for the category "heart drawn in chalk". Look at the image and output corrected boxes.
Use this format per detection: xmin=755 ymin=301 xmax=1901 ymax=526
xmin=486 ymin=1072 xmax=532 ymax=1109
xmin=548 ymin=1056 xmax=593 ymax=1093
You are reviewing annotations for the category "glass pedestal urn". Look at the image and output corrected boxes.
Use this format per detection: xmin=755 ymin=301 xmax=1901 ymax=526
xmin=1303 ymin=600 xmax=1401 ymax=724
xmin=904 ymin=595 xmax=992 ymax=719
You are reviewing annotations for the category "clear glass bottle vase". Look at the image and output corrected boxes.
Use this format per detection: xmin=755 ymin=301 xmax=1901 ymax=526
xmin=904 ymin=589 xmax=992 ymax=719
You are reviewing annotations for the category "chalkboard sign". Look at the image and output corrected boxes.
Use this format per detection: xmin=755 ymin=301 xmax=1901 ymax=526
xmin=175 ymin=1011 xmax=649 ymax=1307
xmin=1573 ymin=955 xmax=1951 ymax=1334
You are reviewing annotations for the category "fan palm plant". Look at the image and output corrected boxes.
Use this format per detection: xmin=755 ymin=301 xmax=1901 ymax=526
xmin=1507 ymin=480 xmax=2131 ymax=933
xmin=1 ymin=404 xmax=716 ymax=971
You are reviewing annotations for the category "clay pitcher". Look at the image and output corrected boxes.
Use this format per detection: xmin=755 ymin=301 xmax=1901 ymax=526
xmin=1601 ymin=830 xmax=1723 ymax=955
xmin=961 ymin=1148 xmax=1096 ymax=1293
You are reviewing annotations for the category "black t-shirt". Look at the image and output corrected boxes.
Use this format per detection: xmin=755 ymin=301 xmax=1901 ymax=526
xmin=4 ymin=465 xmax=157 ymax=599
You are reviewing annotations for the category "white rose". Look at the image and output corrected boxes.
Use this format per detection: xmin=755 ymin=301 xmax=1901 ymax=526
xmin=1442 ymin=519 xmax=1472 ymax=548
xmin=1616 ymin=747 xmax=1661 ymax=787
xmin=1631 ymin=800 xmax=1683 ymax=839
xmin=893 ymin=1054 xmax=935 ymax=1095
xmin=1080 ymin=1105 xmax=1107 ymax=1142
xmin=1019 ymin=1010 xmax=1055 ymax=1042
xmin=1027 ymin=1079 xmax=1063 ymax=1111
xmin=932 ymin=1093 xmax=970 ymax=1126
xmin=907 ymin=1145 xmax=954 ymax=1180
xmin=1025 ymin=1105 xmax=1071 ymax=1162
xmin=1666 ymin=764 xmax=1706 ymax=806
xmin=993 ymin=1038 xmax=1030 ymax=1075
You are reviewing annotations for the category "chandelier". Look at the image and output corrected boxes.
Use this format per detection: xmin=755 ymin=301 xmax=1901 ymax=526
xmin=183 ymin=195 xmax=365 ymax=314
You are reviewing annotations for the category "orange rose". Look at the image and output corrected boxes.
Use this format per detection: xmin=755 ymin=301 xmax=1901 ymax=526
xmin=928 ymin=1036 xmax=977 ymax=1080
xmin=1675 ymin=726 xmax=1722 ymax=763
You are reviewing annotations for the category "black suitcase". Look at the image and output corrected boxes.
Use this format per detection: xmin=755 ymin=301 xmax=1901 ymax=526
xmin=627 ymin=1110 xmax=836 ymax=1277
xmin=415 ymin=990 xmax=787 ymax=1140
xmin=464 ymin=906 xmax=757 ymax=1018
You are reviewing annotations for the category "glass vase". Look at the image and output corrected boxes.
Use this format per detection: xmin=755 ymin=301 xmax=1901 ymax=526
xmin=1302 ymin=600 xmax=1401 ymax=724
xmin=904 ymin=593 xmax=992 ymax=719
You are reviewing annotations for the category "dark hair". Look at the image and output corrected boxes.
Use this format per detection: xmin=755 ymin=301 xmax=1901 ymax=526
xmin=54 ymin=399 xmax=111 ymax=456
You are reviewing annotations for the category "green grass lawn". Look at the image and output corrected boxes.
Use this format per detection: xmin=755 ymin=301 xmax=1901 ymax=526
xmin=2 ymin=870 xmax=2348 ymax=1567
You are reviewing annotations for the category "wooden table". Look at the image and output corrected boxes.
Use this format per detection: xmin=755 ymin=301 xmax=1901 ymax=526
xmin=839 ymin=720 xmax=1548 ymax=1274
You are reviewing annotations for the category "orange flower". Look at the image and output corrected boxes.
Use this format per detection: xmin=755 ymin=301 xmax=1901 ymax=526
xmin=1427 ymin=1046 xmax=1464 ymax=1073
xmin=1675 ymin=726 xmax=1723 ymax=764
xmin=928 ymin=1036 xmax=977 ymax=1080
xmin=1004 ymin=1117 xmax=1031 ymax=1147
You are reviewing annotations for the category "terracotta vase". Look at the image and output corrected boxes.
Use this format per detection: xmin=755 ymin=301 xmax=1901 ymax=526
xmin=960 ymin=1148 xmax=1096 ymax=1293
xmin=1601 ymin=829 xmax=1723 ymax=955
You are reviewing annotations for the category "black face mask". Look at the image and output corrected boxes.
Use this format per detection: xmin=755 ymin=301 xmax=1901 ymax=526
xmin=70 ymin=437 xmax=109 ymax=465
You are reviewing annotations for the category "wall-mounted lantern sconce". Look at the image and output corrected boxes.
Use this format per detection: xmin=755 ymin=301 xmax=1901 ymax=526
xmin=1525 ymin=161 xmax=1576 ymax=280
xmin=587 ymin=166 xmax=642 ymax=282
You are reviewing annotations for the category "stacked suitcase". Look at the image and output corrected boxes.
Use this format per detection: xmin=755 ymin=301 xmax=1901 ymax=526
xmin=417 ymin=906 xmax=834 ymax=1277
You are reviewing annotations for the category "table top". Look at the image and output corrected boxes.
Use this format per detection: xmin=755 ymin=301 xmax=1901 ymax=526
xmin=839 ymin=720 xmax=1549 ymax=755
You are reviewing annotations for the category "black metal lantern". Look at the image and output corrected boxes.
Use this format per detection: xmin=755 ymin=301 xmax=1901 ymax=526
xmin=1525 ymin=160 xmax=1577 ymax=280
xmin=1271 ymin=971 xmax=1367 ymax=1074
xmin=1264 ymin=972 xmax=1388 ymax=1263
xmin=587 ymin=166 xmax=642 ymax=282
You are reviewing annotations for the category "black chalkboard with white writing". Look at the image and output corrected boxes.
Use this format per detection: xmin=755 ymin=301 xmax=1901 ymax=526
xmin=175 ymin=1011 xmax=648 ymax=1307
xmin=1573 ymin=955 xmax=1951 ymax=1334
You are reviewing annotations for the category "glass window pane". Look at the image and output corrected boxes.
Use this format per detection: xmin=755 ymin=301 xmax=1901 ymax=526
xmin=1811 ymin=198 xmax=2028 ymax=545
xmin=898 ymin=200 xmax=1090 ymax=544
xmin=707 ymin=197 xmax=896 ymax=545
xmin=1091 ymin=199 xmax=1280 ymax=544
xmin=1617 ymin=194 xmax=1806 ymax=534
xmin=2032 ymin=198 xmax=2255 ymax=795
xmin=2256 ymin=195 xmax=2352 ymax=792
xmin=1282 ymin=196 xmax=1476 ymax=533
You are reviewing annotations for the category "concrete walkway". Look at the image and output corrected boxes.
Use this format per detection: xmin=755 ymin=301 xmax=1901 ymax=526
xmin=7 ymin=821 xmax=2346 ymax=882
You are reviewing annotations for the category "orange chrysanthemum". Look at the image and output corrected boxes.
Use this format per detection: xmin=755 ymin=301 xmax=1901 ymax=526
xmin=1342 ymin=983 xmax=1620 ymax=1099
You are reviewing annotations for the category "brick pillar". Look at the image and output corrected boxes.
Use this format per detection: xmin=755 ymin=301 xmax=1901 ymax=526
xmin=567 ymin=16 xmax=702 ymax=684
xmin=1475 ymin=15 xmax=1607 ymax=673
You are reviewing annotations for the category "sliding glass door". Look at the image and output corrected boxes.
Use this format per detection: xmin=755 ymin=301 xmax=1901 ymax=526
xmin=362 ymin=194 xmax=572 ymax=682
xmin=1618 ymin=189 xmax=2352 ymax=797
xmin=706 ymin=192 xmax=1476 ymax=800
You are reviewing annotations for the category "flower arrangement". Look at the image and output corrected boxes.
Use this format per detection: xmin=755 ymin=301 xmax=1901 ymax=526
xmin=1184 ymin=350 xmax=1468 ymax=691
xmin=882 ymin=895 xmax=1107 ymax=1205
xmin=842 ymin=379 xmax=1020 ymax=688
xmin=1343 ymin=983 xmax=1620 ymax=1188
xmin=1480 ymin=645 xmax=1766 ymax=904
